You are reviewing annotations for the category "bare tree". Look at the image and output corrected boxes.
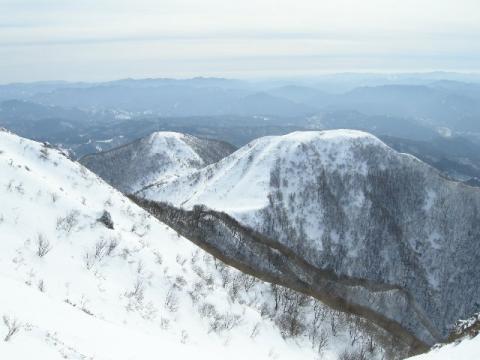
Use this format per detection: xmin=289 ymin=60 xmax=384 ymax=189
xmin=180 ymin=330 xmax=189 ymax=344
xmin=36 ymin=234 xmax=52 ymax=257
xmin=126 ymin=277 xmax=145 ymax=303
xmin=175 ymin=254 xmax=187 ymax=266
xmin=153 ymin=251 xmax=163 ymax=265
xmin=39 ymin=146 xmax=50 ymax=160
xmin=94 ymin=239 xmax=108 ymax=260
xmin=338 ymin=348 xmax=368 ymax=360
xmin=250 ymin=322 xmax=261 ymax=339
xmin=106 ymin=237 xmax=119 ymax=256
xmin=14 ymin=182 xmax=24 ymax=195
xmin=209 ymin=312 xmax=242 ymax=333
xmin=160 ymin=317 xmax=170 ymax=330
xmin=198 ymin=303 xmax=217 ymax=319
xmin=3 ymin=315 xmax=21 ymax=342
xmin=83 ymin=252 xmax=96 ymax=270
xmin=315 ymin=329 xmax=329 ymax=357
xmin=5 ymin=180 xmax=14 ymax=192
xmin=51 ymin=192 xmax=59 ymax=203
xmin=56 ymin=210 xmax=80 ymax=233
xmin=38 ymin=279 xmax=45 ymax=292
xmin=165 ymin=286 xmax=179 ymax=312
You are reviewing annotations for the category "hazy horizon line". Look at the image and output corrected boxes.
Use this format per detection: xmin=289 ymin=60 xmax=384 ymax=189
xmin=3 ymin=70 xmax=480 ymax=86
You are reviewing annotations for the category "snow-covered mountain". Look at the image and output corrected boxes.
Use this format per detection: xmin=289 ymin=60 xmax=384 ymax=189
xmin=0 ymin=129 xmax=386 ymax=359
xmin=138 ymin=130 xmax=480 ymax=351
xmin=80 ymin=131 xmax=235 ymax=193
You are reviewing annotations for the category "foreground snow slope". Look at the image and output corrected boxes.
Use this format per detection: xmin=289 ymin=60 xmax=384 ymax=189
xmin=80 ymin=131 xmax=234 ymax=193
xmin=0 ymin=129 xmax=379 ymax=359
xmin=139 ymin=130 xmax=480 ymax=347
xmin=408 ymin=335 xmax=480 ymax=360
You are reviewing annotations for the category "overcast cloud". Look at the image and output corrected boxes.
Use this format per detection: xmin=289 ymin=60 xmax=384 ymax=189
xmin=0 ymin=0 xmax=479 ymax=82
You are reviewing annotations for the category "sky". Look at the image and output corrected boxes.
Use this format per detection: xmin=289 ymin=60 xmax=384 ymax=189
xmin=1 ymin=0 xmax=480 ymax=83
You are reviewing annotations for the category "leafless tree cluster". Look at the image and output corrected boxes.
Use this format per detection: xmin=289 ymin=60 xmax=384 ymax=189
xmin=125 ymin=277 xmax=146 ymax=303
xmin=36 ymin=233 xmax=52 ymax=257
xmin=198 ymin=302 xmax=242 ymax=334
xmin=2 ymin=315 xmax=21 ymax=342
xmin=39 ymin=145 xmax=50 ymax=161
xmin=164 ymin=286 xmax=179 ymax=312
xmin=56 ymin=210 xmax=80 ymax=233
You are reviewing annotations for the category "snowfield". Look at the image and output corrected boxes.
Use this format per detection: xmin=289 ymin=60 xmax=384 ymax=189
xmin=139 ymin=129 xmax=386 ymax=213
xmin=408 ymin=335 xmax=480 ymax=360
xmin=0 ymin=129 xmax=378 ymax=359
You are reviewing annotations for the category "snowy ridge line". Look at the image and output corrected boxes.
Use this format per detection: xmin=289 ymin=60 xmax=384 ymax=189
xmin=78 ymin=132 xmax=191 ymax=164
xmin=130 ymin=198 xmax=431 ymax=356
xmin=80 ymin=131 xmax=235 ymax=194
xmin=136 ymin=129 xmax=392 ymax=212
xmin=78 ymin=136 xmax=146 ymax=162
xmin=79 ymin=131 xmax=234 ymax=162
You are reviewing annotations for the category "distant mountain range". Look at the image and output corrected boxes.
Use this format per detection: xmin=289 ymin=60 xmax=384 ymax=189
xmin=2 ymin=75 xmax=480 ymax=129
xmin=4 ymin=89 xmax=480 ymax=186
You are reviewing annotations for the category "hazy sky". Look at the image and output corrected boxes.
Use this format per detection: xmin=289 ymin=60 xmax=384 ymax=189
xmin=1 ymin=0 xmax=480 ymax=82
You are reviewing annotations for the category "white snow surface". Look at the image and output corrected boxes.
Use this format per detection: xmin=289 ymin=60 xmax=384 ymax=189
xmin=0 ymin=130 xmax=332 ymax=359
xmin=408 ymin=335 xmax=480 ymax=360
xmin=142 ymin=131 xmax=205 ymax=179
xmin=140 ymin=131 xmax=207 ymax=186
xmin=140 ymin=129 xmax=388 ymax=215
xmin=147 ymin=131 xmax=203 ymax=162
xmin=81 ymin=131 xmax=232 ymax=194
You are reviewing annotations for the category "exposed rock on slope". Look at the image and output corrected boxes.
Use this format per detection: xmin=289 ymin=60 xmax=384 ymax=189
xmin=138 ymin=130 xmax=480 ymax=351
xmin=80 ymin=131 xmax=235 ymax=193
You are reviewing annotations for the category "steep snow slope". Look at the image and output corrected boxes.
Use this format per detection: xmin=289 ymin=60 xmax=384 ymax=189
xmin=408 ymin=335 xmax=480 ymax=360
xmin=139 ymin=130 xmax=480 ymax=348
xmin=140 ymin=130 xmax=379 ymax=212
xmin=407 ymin=313 xmax=480 ymax=359
xmin=80 ymin=131 xmax=235 ymax=193
xmin=0 ymin=129 xmax=381 ymax=360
